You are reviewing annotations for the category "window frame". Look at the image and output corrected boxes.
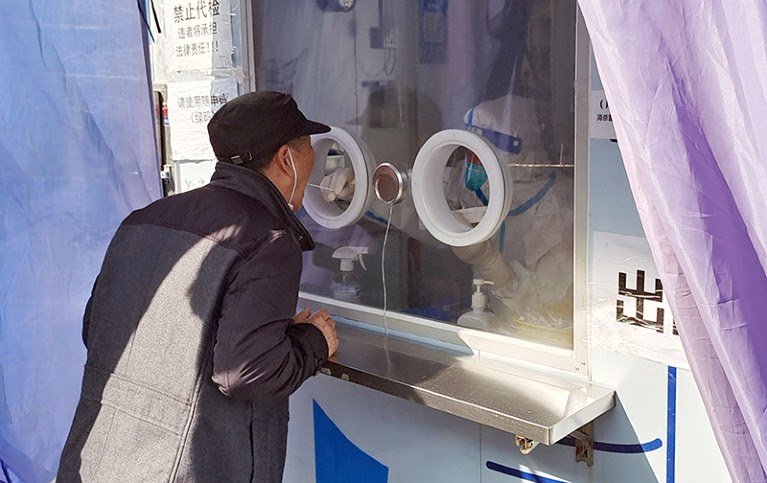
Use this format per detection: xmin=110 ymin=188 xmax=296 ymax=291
xmin=243 ymin=2 xmax=591 ymax=375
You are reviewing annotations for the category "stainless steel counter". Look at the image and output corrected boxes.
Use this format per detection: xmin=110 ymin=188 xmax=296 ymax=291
xmin=321 ymin=323 xmax=614 ymax=445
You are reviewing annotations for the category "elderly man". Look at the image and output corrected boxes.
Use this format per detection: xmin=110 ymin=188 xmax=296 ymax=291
xmin=57 ymin=92 xmax=338 ymax=482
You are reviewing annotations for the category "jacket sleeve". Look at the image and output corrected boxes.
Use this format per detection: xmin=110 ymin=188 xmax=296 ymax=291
xmin=212 ymin=231 xmax=329 ymax=401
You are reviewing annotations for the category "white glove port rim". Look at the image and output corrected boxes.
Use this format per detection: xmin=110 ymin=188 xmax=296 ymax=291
xmin=305 ymin=127 xmax=375 ymax=229
xmin=412 ymin=129 xmax=513 ymax=247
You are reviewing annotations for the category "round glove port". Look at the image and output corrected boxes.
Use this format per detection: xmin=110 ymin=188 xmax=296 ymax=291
xmin=304 ymin=127 xmax=377 ymax=229
xmin=411 ymin=129 xmax=513 ymax=247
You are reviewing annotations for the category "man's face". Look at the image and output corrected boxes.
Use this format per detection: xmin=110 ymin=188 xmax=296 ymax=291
xmin=289 ymin=136 xmax=315 ymax=211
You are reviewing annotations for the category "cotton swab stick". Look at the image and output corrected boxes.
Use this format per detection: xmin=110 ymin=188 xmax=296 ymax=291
xmin=306 ymin=183 xmax=337 ymax=201
xmin=306 ymin=183 xmax=333 ymax=191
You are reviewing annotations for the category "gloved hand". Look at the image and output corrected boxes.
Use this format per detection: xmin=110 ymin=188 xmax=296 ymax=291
xmin=320 ymin=167 xmax=355 ymax=202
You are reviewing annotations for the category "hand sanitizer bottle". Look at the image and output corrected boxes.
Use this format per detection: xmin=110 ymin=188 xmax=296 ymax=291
xmin=457 ymin=278 xmax=499 ymax=330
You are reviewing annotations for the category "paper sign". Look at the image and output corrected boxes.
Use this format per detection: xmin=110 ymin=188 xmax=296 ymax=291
xmin=175 ymin=159 xmax=217 ymax=192
xmin=590 ymin=231 xmax=688 ymax=369
xmin=163 ymin=0 xmax=233 ymax=74
xmin=589 ymin=90 xmax=617 ymax=140
xmin=167 ymin=78 xmax=238 ymax=160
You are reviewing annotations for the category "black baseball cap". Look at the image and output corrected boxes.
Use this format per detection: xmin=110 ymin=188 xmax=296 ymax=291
xmin=207 ymin=91 xmax=330 ymax=163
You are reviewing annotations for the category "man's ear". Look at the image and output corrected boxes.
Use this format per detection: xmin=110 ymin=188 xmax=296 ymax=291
xmin=273 ymin=144 xmax=292 ymax=175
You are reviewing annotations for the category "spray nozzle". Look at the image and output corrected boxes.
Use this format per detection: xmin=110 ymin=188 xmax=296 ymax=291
xmin=473 ymin=278 xmax=494 ymax=292
xmin=332 ymin=246 xmax=368 ymax=271
xmin=471 ymin=278 xmax=494 ymax=311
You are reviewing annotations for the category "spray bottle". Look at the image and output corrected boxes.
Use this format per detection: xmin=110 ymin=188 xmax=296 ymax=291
xmin=331 ymin=246 xmax=368 ymax=303
xmin=457 ymin=278 xmax=499 ymax=330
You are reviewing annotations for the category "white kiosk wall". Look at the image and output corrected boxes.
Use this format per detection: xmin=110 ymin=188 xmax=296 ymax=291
xmin=237 ymin=2 xmax=729 ymax=482
xmin=278 ymin=52 xmax=730 ymax=483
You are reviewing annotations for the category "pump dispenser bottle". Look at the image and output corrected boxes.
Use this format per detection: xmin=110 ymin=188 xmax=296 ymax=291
xmin=331 ymin=246 xmax=368 ymax=303
xmin=457 ymin=278 xmax=498 ymax=330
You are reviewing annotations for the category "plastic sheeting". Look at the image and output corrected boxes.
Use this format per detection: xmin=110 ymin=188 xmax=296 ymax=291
xmin=0 ymin=2 xmax=160 ymax=481
xmin=579 ymin=1 xmax=767 ymax=480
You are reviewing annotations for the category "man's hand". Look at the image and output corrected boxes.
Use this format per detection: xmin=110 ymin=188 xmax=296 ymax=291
xmin=292 ymin=308 xmax=312 ymax=324
xmin=320 ymin=167 xmax=355 ymax=202
xmin=291 ymin=309 xmax=339 ymax=357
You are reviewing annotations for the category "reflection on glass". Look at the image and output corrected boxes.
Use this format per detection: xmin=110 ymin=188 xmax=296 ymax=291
xmin=255 ymin=0 xmax=577 ymax=349
xmin=325 ymin=143 xmax=348 ymax=172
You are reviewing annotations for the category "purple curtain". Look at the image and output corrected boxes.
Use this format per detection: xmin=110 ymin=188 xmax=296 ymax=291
xmin=579 ymin=1 xmax=767 ymax=480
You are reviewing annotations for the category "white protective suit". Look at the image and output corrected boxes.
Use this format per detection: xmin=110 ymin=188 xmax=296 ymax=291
xmin=454 ymin=94 xmax=574 ymax=345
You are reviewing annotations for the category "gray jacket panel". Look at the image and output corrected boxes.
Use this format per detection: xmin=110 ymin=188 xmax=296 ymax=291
xmin=57 ymin=164 xmax=327 ymax=482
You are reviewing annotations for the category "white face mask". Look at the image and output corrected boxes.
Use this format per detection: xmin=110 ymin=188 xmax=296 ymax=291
xmin=286 ymin=147 xmax=298 ymax=211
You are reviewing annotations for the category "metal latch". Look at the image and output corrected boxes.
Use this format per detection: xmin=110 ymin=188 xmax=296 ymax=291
xmin=160 ymin=164 xmax=173 ymax=181
xmin=515 ymin=435 xmax=539 ymax=455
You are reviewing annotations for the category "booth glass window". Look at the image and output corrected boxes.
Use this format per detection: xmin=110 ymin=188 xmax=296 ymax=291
xmin=250 ymin=0 xmax=578 ymax=351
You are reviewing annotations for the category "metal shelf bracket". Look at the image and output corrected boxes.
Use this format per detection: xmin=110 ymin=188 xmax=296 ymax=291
xmin=570 ymin=422 xmax=594 ymax=466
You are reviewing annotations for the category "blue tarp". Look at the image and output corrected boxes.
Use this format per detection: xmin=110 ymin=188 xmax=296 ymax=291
xmin=0 ymin=2 xmax=160 ymax=480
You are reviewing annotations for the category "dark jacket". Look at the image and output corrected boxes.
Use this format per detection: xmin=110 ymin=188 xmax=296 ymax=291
xmin=57 ymin=163 xmax=328 ymax=482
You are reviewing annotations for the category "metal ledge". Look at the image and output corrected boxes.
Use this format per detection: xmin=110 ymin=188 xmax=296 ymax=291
xmin=321 ymin=323 xmax=614 ymax=446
